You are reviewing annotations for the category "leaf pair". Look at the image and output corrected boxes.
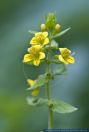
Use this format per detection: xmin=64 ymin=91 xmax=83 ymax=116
xmin=27 ymin=97 xmax=78 ymax=114
xmin=27 ymin=64 xmax=66 ymax=91
xmin=28 ymin=27 xmax=71 ymax=39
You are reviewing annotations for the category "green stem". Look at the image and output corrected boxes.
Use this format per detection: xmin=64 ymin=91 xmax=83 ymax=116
xmin=46 ymin=52 xmax=53 ymax=129
xmin=48 ymin=108 xmax=53 ymax=129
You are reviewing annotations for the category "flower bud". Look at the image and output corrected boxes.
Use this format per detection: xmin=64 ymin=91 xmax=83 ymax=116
xmin=40 ymin=24 xmax=46 ymax=31
xmin=45 ymin=13 xmax=56 ymax=30
xmin=27 ymin=48 xmax=30 ymax=52
xmin=55 ymin=24 xmax=61 ymax=32
xmin=50 ymin=40 xmax=58 ymax=49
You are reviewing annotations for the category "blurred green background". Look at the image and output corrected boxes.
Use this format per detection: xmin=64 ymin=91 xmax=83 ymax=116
xmin=0 ymin=0 xmax=89 ymax=132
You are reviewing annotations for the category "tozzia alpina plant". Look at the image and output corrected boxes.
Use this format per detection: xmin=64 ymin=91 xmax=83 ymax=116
xmin=22 ymin=13 xmax=77 ymax=129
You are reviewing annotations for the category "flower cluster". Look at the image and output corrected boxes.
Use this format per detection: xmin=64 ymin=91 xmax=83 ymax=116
xmin=23 ymin=33 xmax=75 ymax=66
xmin=23 ymin=13 xmax=75 ymax=97
xmin=23 ymin=32 xmax=49 ymax=66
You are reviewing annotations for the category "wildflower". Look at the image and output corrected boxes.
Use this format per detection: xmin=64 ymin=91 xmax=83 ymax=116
xmin=27 ymin=79 xmax=40 ymax=96
xmin=58 ymin=48 xmax=75 ymax=64
xmin=23 ymin=45 xmax=45 ymax=66
xmin=30 ymin=32 xmax=49 ymax=46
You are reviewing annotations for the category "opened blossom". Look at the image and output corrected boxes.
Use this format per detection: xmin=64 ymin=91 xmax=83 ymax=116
xmin=30 ymin=32 xmax=49 ymax=46
xmin=58 ymin=48 xmax=75 ymax=64
xmin=23 ymin=45 xmax=45 ymax=66
xmin=27 ymin=79 xmax=40 ymax=96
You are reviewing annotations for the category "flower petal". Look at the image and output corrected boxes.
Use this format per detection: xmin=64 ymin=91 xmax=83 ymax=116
xmin=67 ymin=56 xmax=75 ymax=64
xmin=42 ymin=32 xmax=48 ymax=37
xmin=43 ymin=38 xmax=49 ymax=45
xmin=31 ymin=88 xmax=40 ymax=96
xmin=39 ymin=52 xmax=45 ymax=59
xmin=23 ymin=54 xmax=33 ymax=63
xmin=59 ymin=55 xmax=68 ymax=64
xmin=35 ymin=32 xmax=42 ymax=37
xmin=30 ymin=37 xmax=37 ymax=45
xmin=33 ymin=59 xmax=40 ymax=66
xmin=59 ymin=48 xmax=71 ymax=56
xmin=27 ymin=79 xmax=35 ymax=87
xmin=33 ymin=45 xmax=42 ymax=51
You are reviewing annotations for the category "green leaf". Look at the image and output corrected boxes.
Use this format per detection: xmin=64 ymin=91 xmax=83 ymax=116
xmin=27 ymin=97 xmax=78 ymax=113
xmin=28 ymin=30 xmax=37 ymax=34
xmin=27 ymin=97 xmax=48 ymax=107
xmin=53 ymin=63 xmax=66 ymax=75
xmin=52 ymin=27 xmax=71 ymax=39
xmin=27 ymin=73 xmax=47 ymax=90
xmin=49 ymin=99 xmax=78 ymax=114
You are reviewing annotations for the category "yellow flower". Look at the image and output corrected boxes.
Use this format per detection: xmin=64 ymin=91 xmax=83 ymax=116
xmin=27 ymin=79 xmax=40 ymax=96
xmin=58 ymin=48 xmax=75 ymax=64
xmin=23 ymin=45 xmax=45 ymax=66
xmin=30 ymin=32 xmax=49 ymax=46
